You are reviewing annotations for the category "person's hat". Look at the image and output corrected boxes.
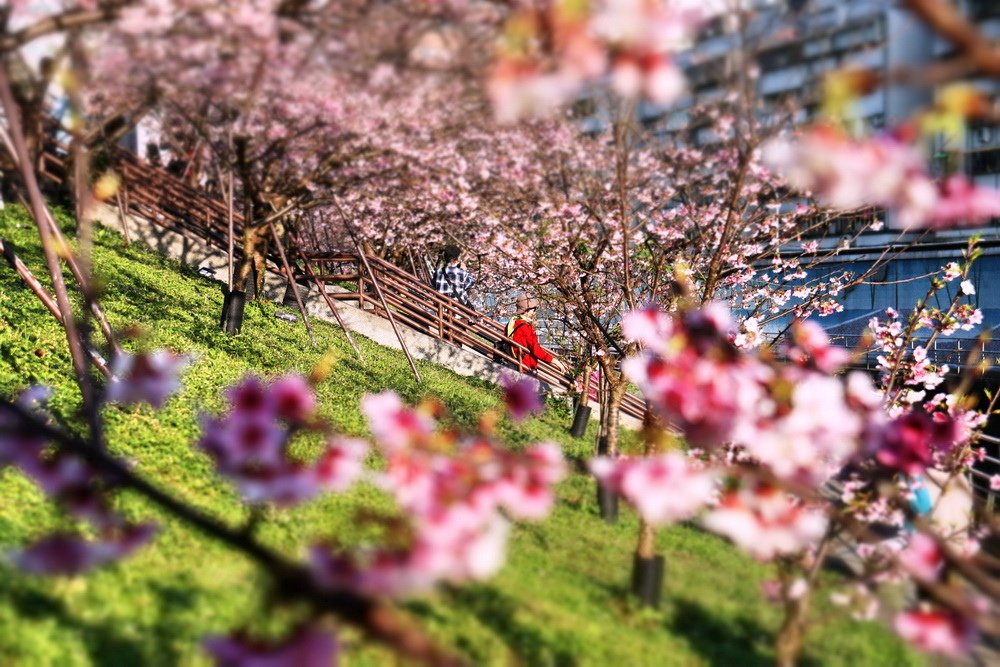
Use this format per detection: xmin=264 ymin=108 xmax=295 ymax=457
xmin=516 ymin=295 xmax=539 ymax=313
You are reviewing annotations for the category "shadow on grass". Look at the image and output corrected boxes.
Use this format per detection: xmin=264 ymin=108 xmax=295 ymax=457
xmin=0 ymin=570 xmax=214 ymax=667
xmin=667 ymin=597 xmax=825 ymax=667
xmin=440 ymin=584 xmax=580 ymax=666
xmin=0 ymin=575 xmax=147 ymax=666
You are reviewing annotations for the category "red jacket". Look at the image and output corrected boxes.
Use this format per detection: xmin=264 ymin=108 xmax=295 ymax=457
xmin=507 ymin=316 xmax=553 ymax=370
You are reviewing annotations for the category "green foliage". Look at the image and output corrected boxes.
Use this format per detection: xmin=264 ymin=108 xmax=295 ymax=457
xmin=0 ymin=206 xmax=920 ymax=665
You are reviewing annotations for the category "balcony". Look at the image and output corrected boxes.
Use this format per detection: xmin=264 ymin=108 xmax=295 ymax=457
xmin=759 ymin=65 xmax=808 ymax=95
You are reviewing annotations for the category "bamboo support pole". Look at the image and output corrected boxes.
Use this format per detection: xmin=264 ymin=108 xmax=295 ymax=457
xmin=291 ymin=239 xmax=364 ymax=361
xmin=0 ymin=237 xmax=109 ymax=376
xmin=267 ymin=221 xmax=316 ymax=347
xmin=354 ymin=243 xmax=422 ymax=383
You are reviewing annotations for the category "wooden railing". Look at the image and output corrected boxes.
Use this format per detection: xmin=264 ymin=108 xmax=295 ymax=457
xmin=305 ymin=252 xmax=647 ymax=420
xmin=36 ymin=137 xmax=646 ymax=420
xmin=41 ymin=143 xmax=243 ymax=259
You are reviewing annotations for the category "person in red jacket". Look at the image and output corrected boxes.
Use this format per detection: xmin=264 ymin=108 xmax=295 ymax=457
xmin=507 ymin=295 xmax=566 ymax=376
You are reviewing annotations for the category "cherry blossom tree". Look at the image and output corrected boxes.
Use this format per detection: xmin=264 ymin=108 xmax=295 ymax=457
xmin=5 ymin=1 xmax=1000 ymax=665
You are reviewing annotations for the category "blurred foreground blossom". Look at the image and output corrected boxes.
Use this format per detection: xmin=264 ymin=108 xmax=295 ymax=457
xmin=204 ymin=625 xmax=337 ymax=667
xmin=500 ymin=373 xmax=543 ymax=421
xmin=308 ymin=392 xmax=565 ymax=596
xmin=702 ymin=481 xmax=828 ymax=561
xmin=621 ymin=304 xmax=765 ymax=446
xmin=874 ymin=409 xmax=958 ymax=475
xmin=590 ymin=452 xmax=716 ymax=524
xmin=106 ymin=350 xmax=189 ymax=408
xmin=763 ymin=127 xmax=1000 ymax=230
xmin=11 ymin=524 xmax=158 ymax=576
xmin=1 ymin=387 xmax=160 ymax=575
xmin=894 ymin=608 xmax=978 ymax=657
xmin=198 ymin=375 xmax=367 ymax=506
xmin=488 ymin=0 xmax=722 ymax=120
xmin=898 ymin=533 xmax=944 ymax=583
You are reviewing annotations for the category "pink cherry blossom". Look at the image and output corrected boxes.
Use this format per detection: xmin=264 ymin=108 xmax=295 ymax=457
xmin=314 ymin=438 xmax=369 ymax=493
xmin=198 ymin=376 xmax=362 ymax=506
xmin=875 ymin=410 xmax=957 ymax=475
xmin=894 ymin=608 xmax=977 ymax=657
xmin=765 ymin=128 xmax=1000 ymax=230
xmin=270 ymin=374 xmax=317 ymax=423
xmin=591 ymin=453 xmax=716 ymax=525
xmin=0 ymin=388 xmax=51 ymax=469
xmin=930 ymin=175 xmax=1000 ymax=228
xmin=203 ymin=625 xmax=337 ymax=667
xmin=898 ymin=533 xmax=944 ymax=582
xmin=11 ymin=524 xmax=158 ymax=576
xmin=785 ymin=320 xmax=851 ymax=374
xmin=763 ymin=127 xmax=938 ymax=227
xmin=733 ymin=317 xmax=761 ymax=350
xmin=500 ymin=373 xmax=544 ymax=421
xmin=361 ymin=391 xmax=434 ymax=453
xmin=702 ymin=481 xmax=828 ymax=561
xmin=226 ymin=376 xmax=273 ymax=416
xmin=621 ymin=306 xmax=674 ymax=349
xmin=306 ymin=393 xmax=567 ymax=596
xmin=622 ymin=305 xmax=765 ymax=446
xmin=741 ymin=373 xmax=862 ymax=485
xmin=106 ymin=350 xmax=188 ymax=408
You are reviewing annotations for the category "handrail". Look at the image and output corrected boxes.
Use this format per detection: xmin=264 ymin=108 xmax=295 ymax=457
xmin=304 ymin=251 xmax=647 ymax=420
xmin=337 ymin=253 xmax=571 ymax=386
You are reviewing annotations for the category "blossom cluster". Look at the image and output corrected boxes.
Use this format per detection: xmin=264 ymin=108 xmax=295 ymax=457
xmin=764 ymin=126 xmax=1000 ymax=230
xmin=3 ymin=353 xmax=567 ymax=663
xmin=488 ymin=0 xmax=723 ymax=120
xmin=620 ymin=305 xmax=876 ymax=484
xmin=309 ymin=391 xmax=565 ymax=597
xmin=197 ymin=375 xmax=367 ymax=506
xmin=602 ymin=302 xmax=993 ymax=655
xmin=0 ymin=350 xmax=201 ymax=574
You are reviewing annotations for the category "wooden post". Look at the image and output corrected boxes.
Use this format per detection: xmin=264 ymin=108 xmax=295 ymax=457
xmin=355 ymin=245 xmax=421 ymax=383
xmin=114 ymin=183 xmax=132 ymax=245
xmin=227 ymin=168 xmax=235 ymax=291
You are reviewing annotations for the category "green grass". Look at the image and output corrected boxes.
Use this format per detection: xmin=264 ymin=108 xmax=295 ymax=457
xmin=0 ymin=205 xmax=921 ymax=666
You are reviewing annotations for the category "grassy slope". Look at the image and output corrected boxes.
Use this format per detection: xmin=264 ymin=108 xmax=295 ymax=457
xmin=0 ymin=206 xmax=920 ymax=666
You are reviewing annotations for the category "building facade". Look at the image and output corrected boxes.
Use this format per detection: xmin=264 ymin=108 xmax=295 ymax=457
xmin=628 ymin=0 xmax=1000 ymax=350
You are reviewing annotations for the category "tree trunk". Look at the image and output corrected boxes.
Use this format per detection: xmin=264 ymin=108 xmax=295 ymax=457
xmin=775 ymin=591 xmax=810 ymax=667
xmin=636 ymin=520 xmax=655 ymax=559
xmin=635 ymin=407 xmax=664 ymax=564
xmin=602 ymin=379 xmax=628 ymax=457
xmin=234 ymin=222 xmax=269 ymax=299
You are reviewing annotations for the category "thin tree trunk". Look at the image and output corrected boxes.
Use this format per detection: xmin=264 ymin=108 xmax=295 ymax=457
xmin=268 ymin=220 xmax=316 ymax=347
xmin=603 ymin=380 xmax=628 ymax=457
xmin=227 ymin=169 xmax=234 ymax=291
xmin=636 ymin=520 xmax=656 ymax=559
xmin=775 ymin=590 xmax=810 ymax=667
xmin=235 ymin=223 xmax=269 ymax=298
xmin=635 ymin=407 xmax=664 ymax=560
